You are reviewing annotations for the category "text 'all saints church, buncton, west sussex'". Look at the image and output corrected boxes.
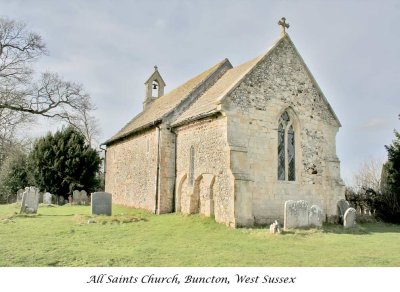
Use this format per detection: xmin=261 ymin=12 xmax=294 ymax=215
xmin=103 ymin=18 xmax=345 ymax=227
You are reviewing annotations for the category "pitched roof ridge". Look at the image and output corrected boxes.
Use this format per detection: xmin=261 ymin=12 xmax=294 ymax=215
xmin=104 ymin=58 xmax=231 ymax=145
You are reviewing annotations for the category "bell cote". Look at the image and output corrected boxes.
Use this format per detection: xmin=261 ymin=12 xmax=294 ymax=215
xmin=143 ymin=65 xmax=166 ymax=110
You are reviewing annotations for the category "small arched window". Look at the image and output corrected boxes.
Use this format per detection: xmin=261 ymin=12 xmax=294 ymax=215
xmin=189 ymin=146 xmax=195 ymax=185
xmin=278 ymin=111 xmax=295 ymax=181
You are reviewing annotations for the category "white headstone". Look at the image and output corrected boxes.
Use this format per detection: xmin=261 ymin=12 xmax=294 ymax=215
xmin=284 ymin=200 xmax=309 ymax=230
xmin=344 ymin=207 xmax=356 ymax=228
xmin=72 ymin=190 xmax=80 ymax=204
xmin=309 ymin=205 xmax=324 ymax=227
xmin=91 ymin=192 xmax=112 ymax=216
xmin=43 ymin=192 xmax=52 ymax=204
xmin=20 ymin=187 xmax=40 ymax=214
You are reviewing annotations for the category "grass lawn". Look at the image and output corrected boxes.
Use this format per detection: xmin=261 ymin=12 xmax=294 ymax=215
xmin=0 ymin=203 xmax=399 ymax=267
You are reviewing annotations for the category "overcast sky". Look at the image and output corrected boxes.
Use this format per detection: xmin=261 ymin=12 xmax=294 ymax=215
xmin=1 ymin=0 xmax=399 ymax=184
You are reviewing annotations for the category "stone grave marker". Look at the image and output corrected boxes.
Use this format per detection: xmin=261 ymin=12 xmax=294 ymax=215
xmin=91 ymin=192 xmax=112 ymax=216
xmin=337 ymin=199 xmax=350 ymax=220
xmin=80 ymin=190 xmax=88 ymax=205
xmin=343 ymin=207 xmax=356 ymax=228
xmin=43 ymin=192 xmax=52 ymax=204
xmin=58 ymin=196 xmax=65 ymax=205
xmin=16 ymin=189 xmax=24 ymax=203
xmin=309 ymin=205 xmax=324 ymax=227
xmin=284 ymin=200 xmax=309 ymax=230
xmin=72 ymin=190 xmax=80 ymax=204
xmin=20 ymin=187 xmax=40 ymax=214
xmin=38 ymin=192 xmax=44 ymax=204
xmin=269 ymin=220 xmax=282 ymax=234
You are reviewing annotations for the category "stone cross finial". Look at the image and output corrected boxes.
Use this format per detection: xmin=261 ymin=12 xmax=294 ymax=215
xmin=278 ymin=17 xmax=290 ymax=34
xmin=154 ymin=65 xmax=158 ymax=71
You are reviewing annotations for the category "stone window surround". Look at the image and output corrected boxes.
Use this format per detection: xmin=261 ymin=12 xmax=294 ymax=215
xmin=277 ymin=107 xmax=300 ymax=183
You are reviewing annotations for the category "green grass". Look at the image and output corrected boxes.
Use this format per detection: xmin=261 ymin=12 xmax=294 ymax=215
xmin=0 ymin=203 xmax=399 ymax=267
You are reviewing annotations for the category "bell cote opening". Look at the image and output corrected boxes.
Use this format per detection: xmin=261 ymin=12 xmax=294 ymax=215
xmin=143 ymin=65 xmax=166 ymax=110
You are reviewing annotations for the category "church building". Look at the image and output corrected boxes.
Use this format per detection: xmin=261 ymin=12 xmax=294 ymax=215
xmin=103 ymin=18 xmax=345 ymax=227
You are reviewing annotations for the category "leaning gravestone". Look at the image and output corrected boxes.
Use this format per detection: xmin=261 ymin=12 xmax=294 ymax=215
xmin=337 ymin=199 xmax=350 ymax=223
xmin=43 ymin=192 xmax=52 ymax=204
xmin=309 ymin=205 xmax=324 ymax=227
xmin=284 ymin=200 xmax=309 ymax=230
xmin=20 ymin=187 xmax=40 ymax=214
xmin=343 ymin=207 xmax=356 ymax=228
xmin=80 ymin=190 xmax=88 ymax=205
xmin=91 ymin=192 xmax=112 ymax=216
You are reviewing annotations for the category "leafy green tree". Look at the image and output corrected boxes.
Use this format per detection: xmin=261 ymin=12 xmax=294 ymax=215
xmin=29 ymin=127 xmax=101 ymax=197
xmin=377 ymin=128 xmax=400 ymax=223
xmin=0 ymin=148 xmax=32 ymax=201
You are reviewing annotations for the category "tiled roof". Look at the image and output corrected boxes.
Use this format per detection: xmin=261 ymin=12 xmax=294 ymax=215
xmin=105 ymin=59 xmax=228 ymax=144
xmin=172 ymin=55 xmax=263 ymax=126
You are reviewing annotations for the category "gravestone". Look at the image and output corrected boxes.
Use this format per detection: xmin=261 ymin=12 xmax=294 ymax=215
xmin=72 ymin=190 xmax=80 ymax=204
xmin=269 ymin=220 xmax=282 ymax=234
xmin=16 ymin=189 xmax=24 ymax=203
xmin=337 ymin=199 xmax=350 ymax=222
xmin=80 ymin=190 xmax=88 ymax=205
xmin=20 ymin=187 xmax=40 ymax=214
xmin=51 ymin=194 xmax=57 ymax=204
xmin=284 ymin=200 xmax=309 ymax=230
xmin=58 ymin=196 xmax=65 ymax=205
xmin=43 ymin=192 xmax=52 ymax=204
xmin=309 ymin=205 xmax=324 ymax=227
xmin=343 ymin=207 xmax=356 ymax=228
xmin=38 ymin=192 xmax=44 ymax=204
xmin=91 ymin=192 xmax=112 ymax=216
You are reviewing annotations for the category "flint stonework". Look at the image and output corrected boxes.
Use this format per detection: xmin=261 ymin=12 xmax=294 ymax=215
xmin=91 ymin=192 xmax=112 ymax=216
xmin=309 ymin=205 xmax=324 ymax=227
xmin=343 ymin=207 xmax=356 ymax=228
xmin=284 ymin=200 xmax=309 ymax=230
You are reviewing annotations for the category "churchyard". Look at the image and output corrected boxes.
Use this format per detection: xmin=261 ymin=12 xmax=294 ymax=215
xmin=1 ymin=202 xmax=399 ymax=267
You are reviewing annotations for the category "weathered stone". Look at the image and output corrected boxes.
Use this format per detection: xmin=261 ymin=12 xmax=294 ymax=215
xmin=284 ymin=200 xmax=309 ymax=229
xmin=16 ymin=189 xmax=24 ymax=203
xmin=20 ymin=187 xmax=39 ymax=214
xmin=58 ymin=196 xmax=65 ymax=205
xmin=269 ymin=220 xmax=282 ymax=234
xmin=80 ymin=190 xmax=88 ymax=205
xmin=38 ymin=192 xmax=43 ymax=204
xmin=91 ymin=192 xmax=112 ymax=216
xmin=309 ymin=205 xmax=324 ymax=227
xmin=104 ymin=28 xmax=346 ymax=228
xmin=43 ymin=192 xmax=52 ymax=204
xmin=72 ymin=190 xmax=80 ymax=204
xmin=343 ymin=207 xmax=356 ymax=228
xmin=337 ymin=199 xmax=350 ymax=223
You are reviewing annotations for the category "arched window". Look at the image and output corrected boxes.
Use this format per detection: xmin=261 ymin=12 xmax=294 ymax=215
xmin=277 ymin=111 xmax=295 ymax=181
xmin=189 ymin=146 xmax=195 ymax=185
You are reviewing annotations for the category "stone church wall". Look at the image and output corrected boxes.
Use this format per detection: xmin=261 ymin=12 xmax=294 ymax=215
xmin=224 ymin=36 xmax=345 ymax=225
xmin=105 ymin=128 xmax=158 ymax=212
xmin=175 ymin=115 xmax=235 ymax=226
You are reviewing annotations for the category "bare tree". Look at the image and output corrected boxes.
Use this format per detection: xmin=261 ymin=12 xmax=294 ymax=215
xmin=353 ymin=157 xmax=384 ymax=192
xmin=0 ymin=17 xmax=99 ymax=146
